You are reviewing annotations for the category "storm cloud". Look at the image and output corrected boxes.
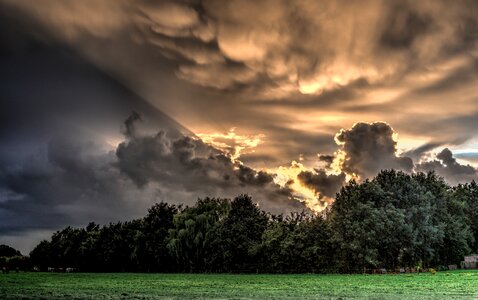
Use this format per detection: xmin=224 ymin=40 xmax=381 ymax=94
xmin=416 ymin=148 xmax=478 ymax=185
xmin=4 ymin=0 xmax=477 ymax=98
xmin=297 ymin=170 xmax=346 ymax=199
xmin=334 ymin=122 xmax=414 ymax=179
xmin=3 ymin=0 xmax=478 ymax=167
xmin=115 ymin=113 xmax=302 ymax=214
xmin=0 ymin=113 xmax=308 ymax=253
xmin=297 ymin=123 xmax=478 ymax=201
xmin=146 ymin=0 xmax=478 ymax=98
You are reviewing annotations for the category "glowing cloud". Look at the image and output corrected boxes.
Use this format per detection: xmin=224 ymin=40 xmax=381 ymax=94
xmin=269 ymin=161 xmax=331 ymax=212
xmin=196 ymin=128 xmax=265 ymax=161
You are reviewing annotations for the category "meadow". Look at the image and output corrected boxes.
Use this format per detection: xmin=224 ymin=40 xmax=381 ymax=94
xmin=1 ymin=270 xmax=478 ymax=299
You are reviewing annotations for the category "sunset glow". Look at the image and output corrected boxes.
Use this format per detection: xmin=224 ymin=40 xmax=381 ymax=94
xmin=196 ymin=128 xmax=265 ymax=161
xmin=270 ymin=161 xmax=328 ymax=212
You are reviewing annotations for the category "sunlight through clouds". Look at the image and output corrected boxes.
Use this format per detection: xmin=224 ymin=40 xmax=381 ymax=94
xmin=269 ymin=161 xmax=329 ymax=212
xmin=196 ymin=128 xmax=265 ymax=161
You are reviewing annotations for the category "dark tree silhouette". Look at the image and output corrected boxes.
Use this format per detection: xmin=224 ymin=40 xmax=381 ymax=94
xmin=28 ymin=171 xmax=478 ymax=273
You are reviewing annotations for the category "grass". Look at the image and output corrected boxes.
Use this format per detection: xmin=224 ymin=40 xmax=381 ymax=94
xmin=1 ymin=270 xmax=478 ymax=299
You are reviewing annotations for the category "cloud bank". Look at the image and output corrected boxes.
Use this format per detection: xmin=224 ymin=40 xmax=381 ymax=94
xmin=416 ymin=148 xmax=478 ymax=185
xmin=116 ymin=114 xmax=303 ymax=213
xmin=291 ymin=122 xmax=478 ymax=205
xmin=4 ymin=0 xmax=478 ymax=98
xmin=334 ymin=122 xmax=414 ymax=179
xmin=0 ymin=114 xmax=307 ymax=240
xmin=4 ymin=0 xmax=478 ymax=169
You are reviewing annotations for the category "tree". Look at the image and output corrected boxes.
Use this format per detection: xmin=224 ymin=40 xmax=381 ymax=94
xmin=26 ymin=182 xmax=477 ymax=274
xmin=167 ymin=197 xmax=230 ymax=272
xmin=329 ymin=171 xmax=447 ymax=272
xmin=374 ymin=170 xmax=444 ymax=268
xmin=259 ymin=212 xmax=332 ymax=273
xmin=216 ymin=194 xmax=268 ymax=272
xmin=417 ymin=172 xmax=473 ymax=266
xmin=139 ymin=202 xmax=179 ymax=272
xmin=329 ymin=179 xmax=387 ymax=272
xmin=0 ymin=244 xmax=21 ymax=257
xmin=451 ymin=182 xmax=478 ymax=254
xmin=30 ymin=240 xmax=52 ymax=270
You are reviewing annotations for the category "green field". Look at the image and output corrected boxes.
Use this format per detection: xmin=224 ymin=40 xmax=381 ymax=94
xmin=1 ymin=270 xmax=478 ymax=299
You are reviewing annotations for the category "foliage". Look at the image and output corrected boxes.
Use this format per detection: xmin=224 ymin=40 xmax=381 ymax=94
xmin=0 ymin=245 xmax=29 ymax=271
xmin=0 ymin=244 xmax=21 ymax=257
xmin=166 ymin=197 xmax=229 ymax=272
xmin=28 ymin=171 xmax=478 ymax=273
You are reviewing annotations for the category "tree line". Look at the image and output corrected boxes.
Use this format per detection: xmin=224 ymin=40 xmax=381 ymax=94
xmin=0 ymin=244 xmax=29 ymax=273
xmin=27 ymin=170 xmax=478 ymax=273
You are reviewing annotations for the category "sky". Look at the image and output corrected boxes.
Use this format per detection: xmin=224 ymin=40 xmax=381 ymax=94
xmin=1 ymin=0 xmax=478 ymax=254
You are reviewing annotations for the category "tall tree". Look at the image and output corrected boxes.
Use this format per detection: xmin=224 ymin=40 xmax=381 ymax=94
xmin=217 ymin=194 xmax=268 ymax=272
xmin=139 ymin=202 xmax=179 ymax=272
xmin=167 ymin=197 xmax=229 ymax=272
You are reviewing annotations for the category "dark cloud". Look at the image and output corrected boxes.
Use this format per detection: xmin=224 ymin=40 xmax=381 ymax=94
xmin=402 ymin=142 xmax=443 ymax=162
xmin=379 ymin=3 xmax=430 ymax=50
xmin=297 ymin=170 xmax=346 ymax=199
xmin=0 ymin=133 xmax=142 ymax=234
xmin=116 ymin=114 xmax=306 ymax=213
xmin=416 ymin=148 xmax=477 ymax=185
xmin=0 ymin=13 xmax=190 ymax=240
xmin=0 ymin=113 xmax=309 ymax=253
xmin=295 ymin=124 xmax=476 ymax=198
xmin=335 ymin=122 xmax=414 ymax=179
xmin=236 ymin=165 xmax=275 ymax=186
xmin=318 ymin=155 xmax=335 ymax=165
